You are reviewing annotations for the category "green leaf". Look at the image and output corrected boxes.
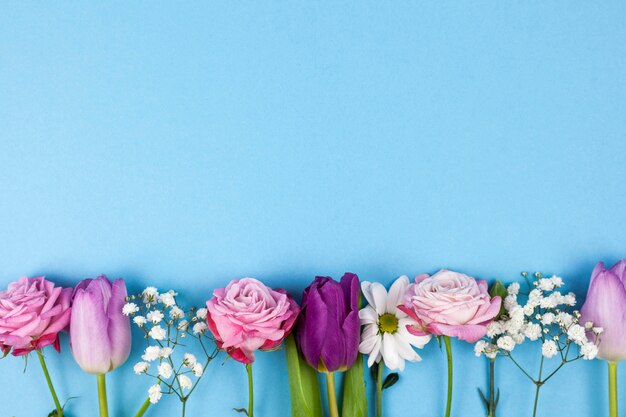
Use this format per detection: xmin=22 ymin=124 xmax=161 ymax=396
xmin=342 ymin=354 xmax=368 ymax=417
xmin=285 ymin=334 xmax=323 ymax=417
xmin=382 ymin=373 xmax=399 ymax=390
xmin=477 ymin=388 xmax=489 ymax=408
xmin=489 ymin=280 xmax=508 ymax=319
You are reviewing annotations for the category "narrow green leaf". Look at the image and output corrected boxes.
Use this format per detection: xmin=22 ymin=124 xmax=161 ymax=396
xmin=382 ymin=373 xmax=399 ymax=390
xmin=285 ymin=334 xmax=323 ymax=417
xmin=342 ymin=354 xmax=368 ymax=417
xmin=477 ymin=388 xmax=489 ymax=408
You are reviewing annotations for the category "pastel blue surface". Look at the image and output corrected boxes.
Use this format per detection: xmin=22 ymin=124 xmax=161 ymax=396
xmin=1 ymin=2 xmax=626 ymax=417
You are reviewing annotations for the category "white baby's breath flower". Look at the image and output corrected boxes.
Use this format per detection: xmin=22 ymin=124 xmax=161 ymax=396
xmin=134 ymin=362 xmax=149 ymax=374
xmin=192 ymin=363 xmax=204 ymax=377
xmin=567 ymin=324 xmax=587 ymax=344
xmin=158 ymin=362 xmax=173 ymax=379
xmin=504 ymin=295 xmax=518 ymax=311
xmin=496 ymin=335 xmax=516 ymax=351
xmin=143 ymin=287 xmax=159 ymax=303
xmin=539 ymin=297 xmax=556 ymax=309
xmin=123 ymin=302 xmax=139 ymax=316
xmin=149 ymin=325 xmax=167 ymax=340
xmin=563 ymin=292 xmax=576 ymax=306
xmin=169 ymin=306 xmax=184 ymax=319
xmin=593 ymin=327 xmax=604 ymax=334
xmin=179 ymin=374 xmax=193 ymax=390
xmin=486 ymin=321 xmax=504 ymax=338
xmin=511 ymin=333 xmax=525 ymax=344
xmin=159 ymin=347 xmax=174 ymax=358
xmin=529 ymin=289 xmax=543 ymax=303
xmin=507 ymin=282 xmax=520 ymax=296
xmin=581 ymin=342 xmax=598 ymax=360
xmin=159 ymin=292 xmax=176 ymax=307
xmin=142 ymin=346 xmax=161 ymax=362
xmin=178 ymin=319 xmax=189 ymax=331
xmin=541 ymin=313 xmax=555 ymax=325
xmin=133 ymin=316 xmax=147 ymax=327
xmin=541 ymin=340 xmax=558 ymax=358
xmin=192 ymin=322 xmax=207 ymax=335
xmin=484 ymin=344 xmax=499 ymax=359
xmin=524 ymin=323 xmax=542 ymax=341
xmin=195 ymin=308 xmax=208 ymax=320
xmin=148 ymin=384 xmax=162 ymax=404
xmin=146 ymin=310 xmax=164 ymax=324
xmin=556 ymin=312 xmax=574 ymax=328
xmin=183 ymin=353 xmax=197 ymax=367
xmin=538 ymin=278 xmax=555 ymax=291
xmin=474 ymin=340 xmax=488 ymax=357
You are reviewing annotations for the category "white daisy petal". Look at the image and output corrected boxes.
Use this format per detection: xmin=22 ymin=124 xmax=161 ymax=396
xmin=393 ymin=332 xmax=421 ymax=363
xmin=398 ymin=319 xmax=431 ymax=348
xmin=361 ymin=282 xmax=376 ymax=311
xmin=382 ymin=333 xmax=399 ymax=370
xmin=358 ymin=306 xmax=378 ymax=325
xmin=367 ymin=338 xmax=382 ymax=368
xmin=386 ymin=275 xmax=409 ymax=314
xmin=369 ymin=283 xmax=388 ymax=315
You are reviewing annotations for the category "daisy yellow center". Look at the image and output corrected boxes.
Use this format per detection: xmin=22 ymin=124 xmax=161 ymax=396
xmin=378 ymin=313 xmax=399 ymax=334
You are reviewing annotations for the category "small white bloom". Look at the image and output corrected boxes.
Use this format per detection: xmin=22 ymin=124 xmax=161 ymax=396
xmin=123 ymin=302 xmax=139 ymax=316
xmin=183 ymin=353 xmax=197 ymax=367
xmin=524 ymin=323 xmax=542 ymax=341
xmin=496 ymin=335 xmax=516 ymax=351
xmin=593 ymin=327 xmax=604 ymax=334
xmin=142 ymin=346 xmax=161 ymax=362
xmin=133 ymin=316 xmax=147 ymax=327
xmin=511 ymin=333 xmax=525 ymax=344
xmin=178 ymin=319 xmax=189 ymax=331
xmin=551 ymin=276 xmax=563 ymax=287
xmin=146 ymin=310 xmax=165 ymax=324
xmin=159 ymin=292 xmax=176 ymax=307
xmin=484 ymin=344 xmax=499 ymax=359
xmin=148 ymin=384 xmax=162 ymax=404
xmin=158 ymin=362 xmax=173 ymax=379
xmin=507 ymin=282 xmax=520 ymax=296
xmin=529 ymin=289 xmax=543 ymax=303
xmin=159 ymin=347 xmax=174 ymax=358
xmin=169 ymin=306 xmax=184 ymax=319
xmin=541 ymin=313 xmax=555 ymax=325
xmin=584 ymin=321 xmax=594 ymax=329
xmin=556 ymin=312 xmax=574 ymax=328
xmin=149 ymin=325 xmax=167 ymax=340
xmin=504 ymin=295 xmax=518 ymax=312
xmin=474 ymin=340 xmax=488 ymax=357
xmin=192 ymin=322 xmax=207 ymax=335
xmin=541 ymin=340 xmax=558 ymax=358
xmin=581 ymin=342 xmax=598 ymax=360
xmin=179 ymin=374 xmax=193 ymax=390
xmin=538 ymin=278 xmax=555 ymax=291
xmin=523 ymin=304 xmax=535 ymax=316
xmin=192 ymin=363 xmax=204 ymax=377
xmin=563 ymin=292 xmax=576 ymax=306
xmin=539 ymin=297 xmax=556 ymax=309
xmin=143 ymin=287 xmax=159 ymax=303
xmin=134 ymin=362 xmax=149 ymax=374
xmin=196 ymin=308 xmax=208 ymax=320
xmin=486 ymin=321 xmax=504 ymax=338
xmin=567 ymin=324 xmax=587 ymax=344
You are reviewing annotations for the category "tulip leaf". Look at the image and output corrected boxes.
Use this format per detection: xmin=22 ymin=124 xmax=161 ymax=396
xmin=382 ymin=373 xmax=399 ymax=390
xmin=342 ymin=354 xmax=368 ymax=417
xmin=285 ymin=334 xmax=323 ymax=417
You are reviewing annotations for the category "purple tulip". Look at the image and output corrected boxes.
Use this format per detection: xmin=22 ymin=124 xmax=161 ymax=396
xmin=295 ymin=273 xmax=360 ymax=373
xmin=70 ymin=275 xmax=131 ymax=374
xmin=580 ymin=260 xmax=626 ymax=362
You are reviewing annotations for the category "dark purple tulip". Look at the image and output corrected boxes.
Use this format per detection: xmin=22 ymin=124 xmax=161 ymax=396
xmin=580 ymin=260 xmax=626 ymax=362
xmin=295 ymin=273 xmax=360 ymax=373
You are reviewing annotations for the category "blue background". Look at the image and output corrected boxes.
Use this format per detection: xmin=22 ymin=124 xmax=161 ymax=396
xmin=1 ymin=2 xmax=625 ymax=416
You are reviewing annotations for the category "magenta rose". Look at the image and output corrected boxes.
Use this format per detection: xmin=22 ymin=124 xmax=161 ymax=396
xmin=0 ymin=276 xmax=72 ymax=355
xmin=399 ymin=269 xmax=501 ymax=342
xmin=206 ymin=278 xmax=300 ymax=364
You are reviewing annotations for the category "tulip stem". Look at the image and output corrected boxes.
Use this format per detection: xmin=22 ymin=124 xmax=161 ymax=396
xmin=444 ymin=336 xmax=453 ymax=417
xmin=609 ymin=361 xmax=618 ymax=417
xmin=246 ymin=363 xmax=254 ymax=417
xmin=376 ymin=362 xmax=384 ymax=417
xmin=325 ymin=372 xmax=339 ymax=417
xmin=97 ymin=374 xmax=109 ymax=417
xmin=36 ymin=349 xmax=64 ymax=417
xmin=133 ymin=397 xmax=151 ymax=417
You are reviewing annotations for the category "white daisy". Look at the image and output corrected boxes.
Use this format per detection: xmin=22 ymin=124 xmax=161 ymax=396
xmin=358 ymin=275 xmax=431 ymax=371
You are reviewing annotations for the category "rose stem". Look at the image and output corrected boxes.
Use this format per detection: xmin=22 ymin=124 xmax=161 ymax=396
xmin=325 ymin=372 xmax=339 ymax=417
xmin=36 ymin=349 xmax=64 ymax=417
xmin=376 ymin=362 xmax=384 ymax=417
xmin=97 ymin=373 xmax=109 ymax=417
xmin=444 ymin=336 xmax=453 ymax=417
xmin=246 ymin=363 xmax=254 ymax=417
xmin=609 ymin=361 xmax=618 ymax=417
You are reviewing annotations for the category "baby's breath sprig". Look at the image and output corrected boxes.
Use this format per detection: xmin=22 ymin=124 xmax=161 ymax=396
xmin=474 ymin=272 xmax=602 ymax=417
xmin=123 ymin=287 xmax=220 ymax=417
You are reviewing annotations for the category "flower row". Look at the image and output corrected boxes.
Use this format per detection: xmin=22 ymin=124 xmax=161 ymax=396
xmin=0 ymin=261 xmax=624 ymax=417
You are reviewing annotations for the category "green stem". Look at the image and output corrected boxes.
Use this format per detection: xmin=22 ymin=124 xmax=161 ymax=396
xmin=133 ymin=398 xmax=151 ymax=417
xmin=246 ymin=363 xmax=254 ymax=417
xmin=609 ymin=362 xmax=618 ymax=417
xmin=325 ymin=372 xmax=339 ymax=417
xmin=182 ymin=398 xmax=187 ymax=417
xmin=97 ymin=374 xmax=109 ymax=417
xmin=36 ymin=349 xmax=64 ymax=417
xmin=444 ymin=336 xmax=453 ymax=417
xmin=488 ymin=358 xmax=495 ymax=417
xmin=376 ymin=363 xmax=383 ymax=417
xmin=532 ymin=356 xmax=545 ymax=417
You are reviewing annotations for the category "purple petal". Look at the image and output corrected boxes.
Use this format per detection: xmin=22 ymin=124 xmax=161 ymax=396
xmin=107 ymin=279 xmax=131 ymax=369
xmin=70 ymin=289 xmax=112 ymax=374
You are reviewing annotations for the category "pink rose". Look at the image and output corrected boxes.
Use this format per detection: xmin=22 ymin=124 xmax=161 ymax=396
xmin=399 ymin=269 xmax=501 ymax=342
xmin=0 ymin=276 xmax=72 ymax=355
xmin=206 ymin=278 xmax=300 ymax=364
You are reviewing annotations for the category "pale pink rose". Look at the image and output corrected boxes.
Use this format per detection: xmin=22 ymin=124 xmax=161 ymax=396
xmin=399 ymin=269 xmax=501 ymax=342
xmin=0 ymin=276 xmax=73 ymax=355
xmin=206 ymin=278 xmax=300 ymax=364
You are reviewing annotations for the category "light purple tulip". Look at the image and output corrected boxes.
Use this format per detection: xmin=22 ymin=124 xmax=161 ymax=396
xmin=70 ymin=275 xmax=131 ymax=374
xmin=580 ymin=260 xmax=626 ymax=362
